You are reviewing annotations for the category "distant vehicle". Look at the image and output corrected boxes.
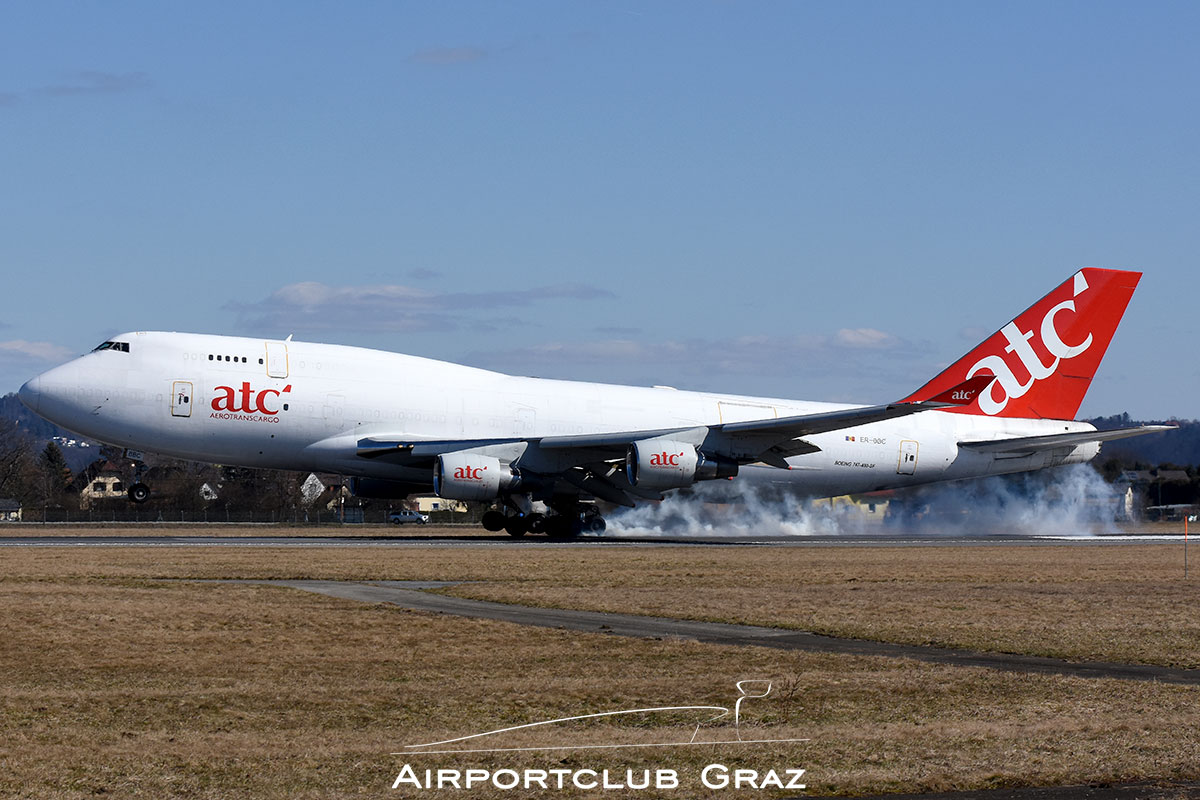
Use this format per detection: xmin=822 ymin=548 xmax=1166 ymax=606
xmin=388 ymin=509 xmax=430 ymax=525
xmin=17 ymin=268 xmax=1171 ymax=539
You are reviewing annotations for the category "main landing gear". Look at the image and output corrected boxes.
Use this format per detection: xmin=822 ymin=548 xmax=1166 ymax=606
xmin=481 ymin=503 xmax=607 ymax=540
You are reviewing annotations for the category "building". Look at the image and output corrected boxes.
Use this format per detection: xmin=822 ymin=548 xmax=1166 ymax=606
xmin=412 ymin=495 xmax=468 ymax=514
xmin=0 ymin=499 xmax=21 ymax=522
xmin=74 ymin=460 xmax=127 ymax=509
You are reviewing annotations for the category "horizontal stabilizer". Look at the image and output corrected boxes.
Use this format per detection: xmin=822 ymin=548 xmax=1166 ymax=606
xmin=958 ymin=425 xmax=1175 ymax=456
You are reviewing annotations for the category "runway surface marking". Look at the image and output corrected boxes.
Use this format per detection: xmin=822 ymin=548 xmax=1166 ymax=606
xmin=209 ymin=579 xmax=1200 ymax=686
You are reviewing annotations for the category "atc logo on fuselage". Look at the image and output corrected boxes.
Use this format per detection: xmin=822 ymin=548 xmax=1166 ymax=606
xmin=210 ymin=381 xmax=292 ymax=422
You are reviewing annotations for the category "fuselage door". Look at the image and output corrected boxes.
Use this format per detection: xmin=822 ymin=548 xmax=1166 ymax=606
xmin=897 ymin=440 xmax=918 ymax=475
xmin=171 ymin=381 xmax=193 ymax=418
xmin=322 ymin=393 xmax=345 ymax=431
xmin=265 ymin=342 xmax=289 ymax=378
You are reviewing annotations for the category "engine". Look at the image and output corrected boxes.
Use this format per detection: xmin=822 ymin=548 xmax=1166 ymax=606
xmin=434 ymin=453 xmax=522 ymax=501
xmin=625 ymin=439 xmax=738 ymax=489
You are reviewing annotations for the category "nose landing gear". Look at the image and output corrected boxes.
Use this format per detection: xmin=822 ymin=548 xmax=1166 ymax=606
xmin=124 ymin=450 xmax=151 ymax=504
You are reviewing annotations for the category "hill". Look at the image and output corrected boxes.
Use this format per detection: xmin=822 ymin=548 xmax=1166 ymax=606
xmin=1088 ymin=414 xmax=1199 ymax=467
xmin=0 ymin=393 xmax=102 ymax=471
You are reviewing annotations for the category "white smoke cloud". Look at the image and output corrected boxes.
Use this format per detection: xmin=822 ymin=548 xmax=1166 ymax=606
xmin=605 ymin=464 xmax=1121 ymax=538
xmin=606 ymin=481 xmax=871 ymax=537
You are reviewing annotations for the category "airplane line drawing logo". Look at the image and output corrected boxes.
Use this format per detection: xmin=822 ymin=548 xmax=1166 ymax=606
xmin=394 ymin=681 xmax=810 ymax=756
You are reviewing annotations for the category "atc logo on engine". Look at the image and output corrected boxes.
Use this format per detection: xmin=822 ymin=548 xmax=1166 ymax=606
xmin=453 ymin=465 xmax=488 ymax=480
xmin=648 ymin=451 xmax=684 ymax=467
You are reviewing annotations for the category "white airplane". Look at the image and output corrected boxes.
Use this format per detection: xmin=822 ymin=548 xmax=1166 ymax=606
xmin=19 ymin=268 xmax=1168 ymax=537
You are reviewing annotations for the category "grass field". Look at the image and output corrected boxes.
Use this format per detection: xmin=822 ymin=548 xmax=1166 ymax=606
xmin=1 ymin=530 xmax=1198 ymax=798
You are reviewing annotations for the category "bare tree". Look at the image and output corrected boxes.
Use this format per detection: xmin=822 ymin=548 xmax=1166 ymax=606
xmin=0 ymin=419 xmax=34 ymax=500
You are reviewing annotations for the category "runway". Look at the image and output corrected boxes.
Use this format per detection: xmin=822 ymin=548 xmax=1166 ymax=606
xmin=204 ymin=578 xmax=1200 ymax=686
xmin=0 ymin=532 xmax=1184 ymax=547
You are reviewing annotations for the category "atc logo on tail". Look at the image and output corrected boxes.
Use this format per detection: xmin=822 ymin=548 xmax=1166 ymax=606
xmin=904 ymin=268 xmax=1140 ymax=419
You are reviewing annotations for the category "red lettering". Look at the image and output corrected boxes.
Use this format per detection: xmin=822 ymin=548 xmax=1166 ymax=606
xmin=211 ymin=385 xmax=237 ymax=411
xmin=452 ymin=466 xmax=486 ymax=481
xmin=211 ymin=383 xmax=293 ymax=415
xmin=255 ymin=389 xmax=280 ymax=415
xmin=648 ymin=451 xmax=684 ymax=468
xmin=238 ymin=382 xmax=254 ymax=413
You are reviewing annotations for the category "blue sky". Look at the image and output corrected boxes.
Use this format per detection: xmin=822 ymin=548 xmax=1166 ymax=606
xmin=1 ymin=2 xmax=1196 ymax=419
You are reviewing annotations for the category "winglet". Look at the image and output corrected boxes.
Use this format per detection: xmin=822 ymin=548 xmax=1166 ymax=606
xmin=922 ymin=375 xmax=995 ymax=406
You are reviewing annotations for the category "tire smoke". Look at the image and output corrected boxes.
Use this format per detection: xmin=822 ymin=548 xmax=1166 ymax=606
xmin=605 ymin=464 xmax=1121 ymax=537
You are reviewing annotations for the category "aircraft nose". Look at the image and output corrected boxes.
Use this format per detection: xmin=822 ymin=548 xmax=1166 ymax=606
xmin=18 ymin=375 xmax=42 ymax=414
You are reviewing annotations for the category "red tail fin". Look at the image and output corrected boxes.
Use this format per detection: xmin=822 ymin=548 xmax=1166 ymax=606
xmin=903 ymin=268 xmax=1141 ymax=419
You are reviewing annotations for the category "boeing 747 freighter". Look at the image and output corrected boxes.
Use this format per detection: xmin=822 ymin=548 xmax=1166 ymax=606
xmin=19 ymin=268 xmax=1168 ymax=537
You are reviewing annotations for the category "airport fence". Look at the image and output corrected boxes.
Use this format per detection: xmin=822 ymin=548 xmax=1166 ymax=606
xmin=14 ymin=507 xmax=479 ymax=526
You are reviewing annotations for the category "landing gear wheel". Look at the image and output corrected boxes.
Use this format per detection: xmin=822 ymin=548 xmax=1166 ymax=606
xmin=481 ymin=510 xmax=506 ymax=532
xmin=587 ymin=516 xmax=607 ymax=533
xmin=504 ymin=516 xmax=528 ymax=538
xmin=525 ymin=513 xmax=547 ymax=534
xmin=127 ymin=483 xmax=151 ymax=504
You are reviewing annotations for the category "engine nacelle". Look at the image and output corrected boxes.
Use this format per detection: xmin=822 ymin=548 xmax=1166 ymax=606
xmin=625 ymin=439 xmax=738 ymax=489
xmin=434 ymin=453 xmax=521 ymax=501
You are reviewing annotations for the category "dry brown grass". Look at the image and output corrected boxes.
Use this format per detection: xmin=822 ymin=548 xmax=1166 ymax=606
xmin=5 ymin=532 xmax=1193 ymax=667
xmin=2 ymin=563 xmax=1200 ymax=799
xmin=436 ymin=543 xmax=1200 ymax=669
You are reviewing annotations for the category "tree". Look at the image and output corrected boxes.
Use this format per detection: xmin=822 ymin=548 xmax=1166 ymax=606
xmin=30 ymin=441 xmax=75 ymax=514
xmin=217 ymin=465 xmax=303 ymax=516
xmin=0 ymin=419 xmax=34 ymax=501
xmin=39 ymin=442 xmax=72 ymax=494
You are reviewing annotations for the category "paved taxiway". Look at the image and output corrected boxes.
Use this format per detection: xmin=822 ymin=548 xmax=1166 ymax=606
xmin=186 ymin=578 xmax=1200 ymax=686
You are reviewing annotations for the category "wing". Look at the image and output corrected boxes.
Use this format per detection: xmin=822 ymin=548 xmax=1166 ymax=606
xmin=958 ymin=425 xmax=1175 ymax=458
xmin=356 ymin=376 xmax=994 ymax=502
xmin=538 ymin=378 xmax=991 ymax=468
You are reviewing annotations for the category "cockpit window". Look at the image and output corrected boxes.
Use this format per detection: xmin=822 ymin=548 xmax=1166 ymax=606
xmin=92 ymin=341 xmax=130 ymax=353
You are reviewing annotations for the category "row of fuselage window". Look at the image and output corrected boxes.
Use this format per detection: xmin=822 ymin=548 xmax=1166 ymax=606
xmin=208 ymin=354 xmax=263 ymax=365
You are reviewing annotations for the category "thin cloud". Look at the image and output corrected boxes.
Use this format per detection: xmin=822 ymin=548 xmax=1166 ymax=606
xmin=407 ymin=268 xmax=442 ymax=281
xmin=467 ymin=331 xmax=906 ymax=377
xmin=38 ymin=71 xmax=152 ymax=97
xmin=835 ymin=327 xmax=897 ymax=348
xmin=0 ymin=340 xmax=74 ymax=363
xmin=461 ymin=330 xmax=920 ymax=402
xmin=410 ymin=47 xmax=488 ymax=65
xmin=228 ymin=281 xmax=614 ymax=335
